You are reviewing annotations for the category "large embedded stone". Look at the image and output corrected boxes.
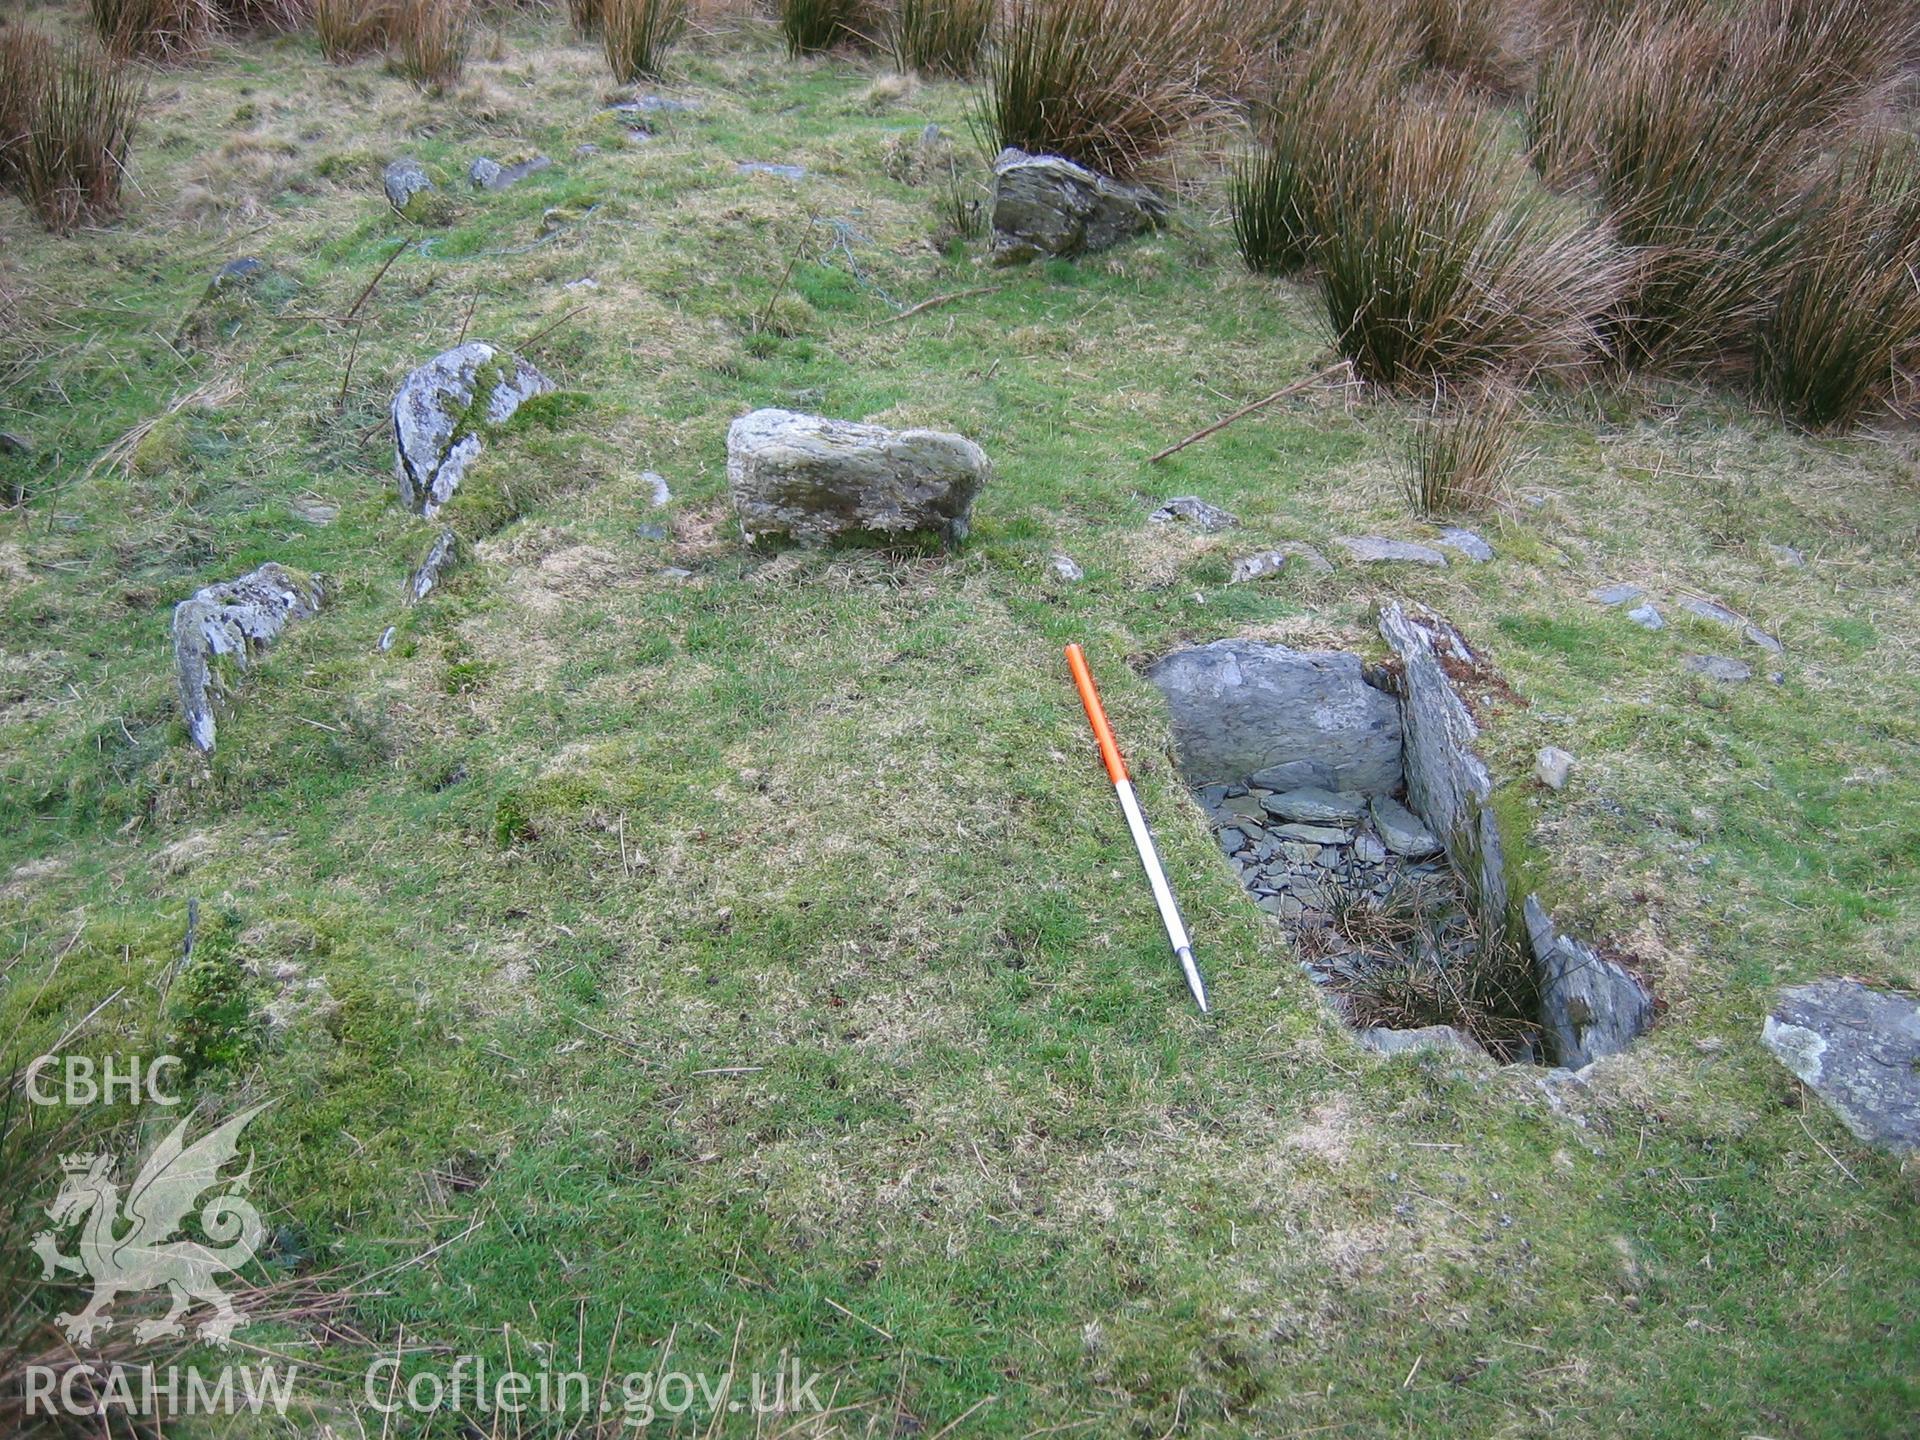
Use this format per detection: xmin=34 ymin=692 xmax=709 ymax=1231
xmin=1379 ymin=602 xmax=1505 ymax=918
xmin=989 ymin=148 xmax=1167 ymax=264
xmin=725 ymin=409 xmax=989 ymax=548
xmin=1524 ymin=896 xmax=1654 ymax=1069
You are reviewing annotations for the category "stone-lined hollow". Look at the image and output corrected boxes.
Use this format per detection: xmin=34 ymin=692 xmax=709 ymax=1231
xmin=1148 ymin=603 xmax=1653 ymax=1070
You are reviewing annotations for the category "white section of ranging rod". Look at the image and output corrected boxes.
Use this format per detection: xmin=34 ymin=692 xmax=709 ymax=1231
xmin=1113 ymin=778 xmax=1210 ymax=1012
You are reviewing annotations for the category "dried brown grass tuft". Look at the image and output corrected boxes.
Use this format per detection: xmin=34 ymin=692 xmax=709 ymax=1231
xmin=1403 ymin=382 xmax=1525 ymax=515
xmin=981 ymin=0 xmax=1237 ymax=179
xmin=601 ymin=0 xmax=687 ymax=80
xmin=392 ymin=0 xmax=470 ymax=88
xmin=313 ymin=0 xmax=395 ymax=59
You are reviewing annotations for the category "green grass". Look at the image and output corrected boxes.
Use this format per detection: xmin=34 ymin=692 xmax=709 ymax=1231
xmin=2 ymin=15 xmax=1918 ymax=1439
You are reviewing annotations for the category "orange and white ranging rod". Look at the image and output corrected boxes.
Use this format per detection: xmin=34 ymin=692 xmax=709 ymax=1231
xmin=1064 ymin=643 xmax=1211 ymax=1013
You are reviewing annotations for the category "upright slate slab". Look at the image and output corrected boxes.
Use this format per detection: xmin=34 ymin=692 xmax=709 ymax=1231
xmin=1145 ymin=640 xmax=1403 ymax=794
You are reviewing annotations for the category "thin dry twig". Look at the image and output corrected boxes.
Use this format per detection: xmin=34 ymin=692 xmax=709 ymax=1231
xmin=877 ymin=285 xmax=998 ymax=326
xmin=1145 ymin=362 xmax=1353 ymax=463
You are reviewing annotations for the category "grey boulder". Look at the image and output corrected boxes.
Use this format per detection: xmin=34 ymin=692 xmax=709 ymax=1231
xmin=173 ymin=564 xmax=325 ymax=753
xmin=391 ymin=342 xmax=555 ymax=517
xmin=1762 ymin=980 xmax=1920 ymax=1153
xmin=989 ymin=148 xmax=1167 ymax=264
xmin=469 ymin=154 xmax=552 ymax=191
xmin=725 ymin=408 xmax=989 ymax=548
xmin=383 ymin=158 xmax=434 ymax=212
xmin=1525 ymin=895 xmax=1653 ymax=1069
xmin=1149 ymin=496 xmax=1238 ymax=532
xmin=1145 ymin=640 xmax=1403 ymax=792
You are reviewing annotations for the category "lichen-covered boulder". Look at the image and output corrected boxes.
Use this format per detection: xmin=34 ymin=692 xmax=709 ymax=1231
xmin=172 ymin=564 xmax=324 ymax=753
xmin=1145 ymin=640 xmax=1403 ymax=793
xmin=391 ymin=343 xmax=555 ymax=517
xmin=989 ymin=148 xmax=1167 ymax=264
xmin=382 ymin=157 xmax=432 ymax=216
xmin=725 ymin=409 xmax=990 ymax=548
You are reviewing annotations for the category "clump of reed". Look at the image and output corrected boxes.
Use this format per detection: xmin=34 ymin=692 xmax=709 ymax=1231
xmin=887 ymin=0 xmax=992 ymax=78
xmin=778 ymin=0 xmax=875 ymax=57
xmin=601 ymin=0 xmax=687 ymax=80
xmin=981 ymin=0 xmax=1229 ymax=180
xmin=392 ymin=0 xmax=470 ymax=88
xmin=6 ymin=37 xmax=144 ymax=234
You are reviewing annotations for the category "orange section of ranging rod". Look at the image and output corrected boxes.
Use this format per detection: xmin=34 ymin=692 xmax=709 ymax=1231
xmin=1064 ymin=643 xmax=1128 ymax=784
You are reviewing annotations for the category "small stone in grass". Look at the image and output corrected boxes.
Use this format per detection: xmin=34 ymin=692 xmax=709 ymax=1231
xmin=1436 ymin=527 xmax=1494 ymax=562
xmin=1149 ymin=496 xmax=1238 ymax=531
xmin=1228 ymin=550 xmax=1288 ymax=583
xmin=1626 ymin=602 xmax=1665 ymax=631
xmin=1590 ymin=582 xmax=1643 ymax=607
xmin=1683 ymin=654 xmax=1752 ymax=682
xmin=1048 ymin=552 xmax=1084 ymax=582
xmin=1535 ymin=746 xmax=1576 ymax=791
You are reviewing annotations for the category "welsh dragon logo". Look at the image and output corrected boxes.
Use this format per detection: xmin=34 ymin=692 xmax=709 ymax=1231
xmin=31 ymin=1103 xmax=270 ymax=1348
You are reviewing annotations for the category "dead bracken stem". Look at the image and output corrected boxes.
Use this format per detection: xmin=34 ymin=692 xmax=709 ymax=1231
xmin=756 ymin=209 xmax=821 ymax=334
xmin=340 ymin=238 xmax=410 ymax=325
xmin=1146 ymin=361 xmax=1354 ymax=464
xmin=336 ymin=321 xmax=364 ymax=412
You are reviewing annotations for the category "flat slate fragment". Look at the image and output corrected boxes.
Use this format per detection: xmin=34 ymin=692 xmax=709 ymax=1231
xmin=1436 ymin=527 xmax=1494 ymax=562
xmin=1676 ymin=596 xmax=1783 ymax=654
xmin=1763 ymin=979 xmax=1920 ymax=1153
xmin=1682 ymin=654 xmax=1751 ymax=682
xmin=1335 ymin=535 xmax=1448 ymax=567
xmin=1590 ymin=582 xmax=1644 ymax=607
xmin=1149 ymin=496 xmax=1238 ymax=531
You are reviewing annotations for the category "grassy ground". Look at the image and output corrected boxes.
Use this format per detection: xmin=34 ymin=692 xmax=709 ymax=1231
xmin=3 ymin=11 xmax=1919 ymax=1437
